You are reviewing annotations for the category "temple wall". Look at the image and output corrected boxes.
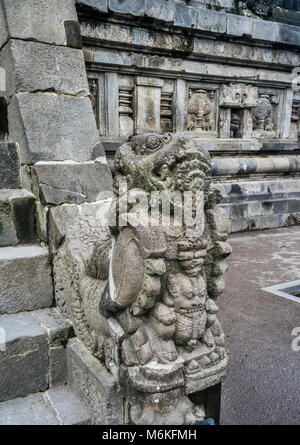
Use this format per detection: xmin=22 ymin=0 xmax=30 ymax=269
xmin=76 ymin=0 xmax=300 ymax=233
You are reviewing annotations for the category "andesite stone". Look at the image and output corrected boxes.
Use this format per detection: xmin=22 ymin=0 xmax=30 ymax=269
xmin=32 ymin=160 xmax=113 ymax=206
xmin=0 ymin=142 xmax=20 ymax=189
xmin=8 ymin=93 xmax=103 ymax=164
xmin=0 ymin=245 xmax=53 ymax=314
xmin=0 ymin=40 xmax=89 ymax=98
xmin=0 ymin=0 xmax=78 ymax=47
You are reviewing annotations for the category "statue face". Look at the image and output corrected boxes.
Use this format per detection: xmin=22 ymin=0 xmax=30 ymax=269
xmin=114 ymin=132 xmax=212 ymax=195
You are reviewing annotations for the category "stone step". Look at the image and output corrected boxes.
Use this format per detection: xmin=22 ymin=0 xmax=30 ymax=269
xmin=67 ymin=338 xmax=123 ymax=425
xmin=0 ymin=386 xmax=91 ymax=425
xmin=0 ymin=245 xmax=53 ymax=314
xmin=0 ymin=308 xmax=73 ymax=403
xmin=0 ymin=189 xmax=37 ymax=247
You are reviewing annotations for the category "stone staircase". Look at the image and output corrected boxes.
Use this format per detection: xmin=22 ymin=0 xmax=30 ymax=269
xmin=0 ymin=141 xmax=92 ymax=424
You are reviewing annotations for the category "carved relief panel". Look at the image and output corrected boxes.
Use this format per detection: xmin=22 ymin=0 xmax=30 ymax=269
xmin=187 ymin=84 xmax=219 ymax=137
xmin=252 ymin=90 xmax=280 ymax=139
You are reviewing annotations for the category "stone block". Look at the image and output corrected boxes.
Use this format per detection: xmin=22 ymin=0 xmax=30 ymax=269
xmin=49 ymin=346 xmax=68 ymax=387
xmin=76 ymin=0 xmax=108 ymax=13
xmin=8 ymin=93 xmax=103 ymax=164
xmin=0 ymin=312 xmax=48 ymax=402
xmin=0 ymin=40 xmax=89 ymax=98
xmin=252 ymin=19 xmax=279 ymax=42
xmin=196 ymin=9 xmax=226 ymax=34
xmin=109 ymin=0 xmax=146 ymax=16
xmin=47 ymin=386 xmax=91 ymax=425
xmin=273 ymin=199 xmax=289 ymax=215
xmin=278 ymin=22 xmax=300 ymax=46
xmin=231 ymin=203 xmax=249 ymax=219
xmin=247 ymin=201 xmax=262 ymax=217
xmin=0 ymin=393 xmax=59 ymax=425
xmin=67 ymin=338 xmax=124 ymax=425
xmin=0 ymin=142 xmax=20 ymax=189
xmin=0 ymin=246 xmax=53 ymax=314
xmin=174 ymin=3 xmax=198 ymax=28
xmin=145 ymin=0 xmax=175 ymax=22
xmin=0 ymin=0 xmax=78 ymax=47
xmin=31 ymin=308 xmax=73 ymax=345
xmin=32 ymin=160 xmax=113 ymax=206
xmin=288 ymin=199 xmax=300 ymax=213
xmin=226 ymin=14 xmax=253 ymax=38
xmin=0 ymin=194 xmax=17 ymax=247
xmin=258 ymin=214 xmax=284 ymax=230
xmin=0 ymin=189 xmax=36 ymax=247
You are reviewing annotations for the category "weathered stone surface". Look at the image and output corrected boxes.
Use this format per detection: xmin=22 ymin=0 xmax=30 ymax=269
xmin=0 ymin=189 xmax=36 ymax=247
xmin=76 ymin=0 xmax=108 ymax=13
xmin=226 ymin=14 xmax=253 ymax=37
xmin=0 ymin=142 xmax=20 ymax=189
xmin=0 ymin=246 xmax=53 ymax=314
xmin=56 ymin=133 xmax=229 ymax=424
xmin=47 ymin=386 xmax=91 ymax=425
xmin=0 ymin=387 xmax=91 ymax=425
xmin=109 ymin=0 xmax=146 ymax=16
xmin=67 ymin=338 xmax=123 ymax=425
xmin=0 ymin=311 xmax=48 ymax=402
xmin=49 ymin=200 xmax=112 ymax=254
xmin=145 ymin=0 xmax=175 ymax=22
xmin=0 ymin=0 xmax=78 ymax=47
xmin=32 ymin=160 xmax=113 ymax=206
xmin=0 ymin=40 xmax=89 ymax=98
xmin=197 ymin=9 xmax=226 ymax=33
xmin=0 ymin=194 xmax=17 ymax=247
xmin=0 ymin=393 xmax=59 ymax=425
xmin=174 ymin=3 xmax=198 ymax=28
xmin=8 ymin=93 xmax=103 ymax=164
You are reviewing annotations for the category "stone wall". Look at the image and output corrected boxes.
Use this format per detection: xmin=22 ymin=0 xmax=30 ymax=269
xmin=74 ymin=0 xmax=300 ymax=233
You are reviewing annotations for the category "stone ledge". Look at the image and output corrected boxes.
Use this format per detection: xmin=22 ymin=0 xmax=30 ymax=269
xmin=77 ymin=0 xmax=300 ymax=49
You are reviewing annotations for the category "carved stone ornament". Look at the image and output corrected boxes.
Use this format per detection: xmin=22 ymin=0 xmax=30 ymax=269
xmin=53 ymin=133 xmax=231 ymax=425
xmin=187 ymin=89 xmax=214 ymax=133
xmin=252 ymin=94 xmax=276 ymax=138
xmin=219 ymin=83 xmax=258 ymax=109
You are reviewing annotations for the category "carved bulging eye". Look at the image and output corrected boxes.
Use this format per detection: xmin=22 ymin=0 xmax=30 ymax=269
xmin=145 ymin=135 xmax=163 ymax=151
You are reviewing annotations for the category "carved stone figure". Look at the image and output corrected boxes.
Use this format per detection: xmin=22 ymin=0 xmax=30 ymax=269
xmin=53 ymin=133 xmax=231 ymax=424
xmin=253 ymin=94 xmax=276 ymax=138
xmin=239 ymin=0 xmax=282 ymax=16
xmin=187 ymin=89 xmax=214 ymax=133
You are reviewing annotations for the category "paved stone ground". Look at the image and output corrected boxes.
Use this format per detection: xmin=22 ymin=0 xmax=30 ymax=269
xmin=219 ymin=226 xmax=300 ymax=425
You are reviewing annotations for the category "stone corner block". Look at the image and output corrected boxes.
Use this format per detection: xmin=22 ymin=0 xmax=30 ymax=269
xmin=8 ymin=93 xmax=102 ymax=164
xmin=0 ymin=189 xmax=37 ymax=247
xmin=67 ymin=338 xmax=124 ymax=425
xmin=0 ymin=39 xmax=89 ymax=98
xmin=0 ymin=0 xmax=78 ymax=47
xmin=0 ymin=311 xmax=48 ymax=402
